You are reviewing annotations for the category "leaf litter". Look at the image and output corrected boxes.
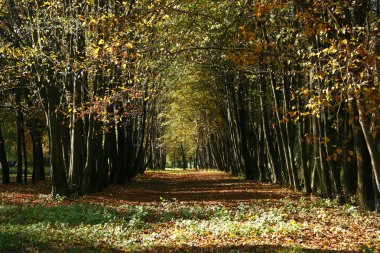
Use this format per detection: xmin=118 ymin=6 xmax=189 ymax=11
xmin=0 ymin=170 xmax=379 ymax=252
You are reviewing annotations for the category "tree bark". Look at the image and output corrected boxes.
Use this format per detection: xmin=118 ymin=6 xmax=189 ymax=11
xmin=0 ymin=125 xmax=10 ymax=184
xmin=15 ymin=90 xmax=23 ymax=184
xmin=31 ymin=129 xmax=45 ymax=183
xmin=45 ymin=85 xmax=69 ymax=196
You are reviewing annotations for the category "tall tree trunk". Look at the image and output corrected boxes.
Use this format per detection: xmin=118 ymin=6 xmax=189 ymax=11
xmin=180 ymin=144 xmax=187 ymax=170
xmin=16 ymin=90 xmax=23 ymax=184
xmin=45 ymin=85 xmax=69 ymax=196
xmin=270 ymin=73 xmax=292 ymax=187
xmin=259 ymin=75 xmax=281 ymax=183
xmin=31 ymin=129 xmax=45 ymax=183
xmin=68 ymin=66 xmax=84 ymax=195
xmin=299 ymin=117 xmax=311 ymax=194
xmin=22 ymin=125 xmax=28 ymax=184
xmin=282 ymin=69 xmax=301 ymax=190
xmin=351 ymin=100 xmax=377 ymax=210
xmin=0 ymin=125 xmax=10 ymax=184
xmin=342 ymin=108 xmax=357 ymax=195
xmin=100 ymin=129 xmax=111 ymax=189
xmin=108 ymin=124 xmax=118 ymax=184
xmin=81 ymin=115 xmax=94 ymax=193
xmin=357 ymin=102 xmax=380 ymax=193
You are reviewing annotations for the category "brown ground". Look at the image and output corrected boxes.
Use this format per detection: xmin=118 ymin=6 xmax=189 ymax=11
xmin=0 ymin=170 xmax=297 ymax=206
xmin=83 ymin=170 xmax=299 ymax=206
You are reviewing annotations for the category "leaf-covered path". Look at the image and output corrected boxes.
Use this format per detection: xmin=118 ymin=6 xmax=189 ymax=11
xmin=83 ymin=170 xmax=297 ymax=205
xmin=0 ymin=170 xmax=294 ymax=205
xmin=0 ymin=170 xmax=379 ymax=252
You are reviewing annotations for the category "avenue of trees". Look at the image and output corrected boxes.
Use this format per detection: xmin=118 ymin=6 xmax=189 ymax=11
xmin=0 ymin=0 xmax=379 ymax=212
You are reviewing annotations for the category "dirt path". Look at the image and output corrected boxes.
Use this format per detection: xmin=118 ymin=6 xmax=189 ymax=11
xmin=0 ymin=170 xmax=297 ymax=205
xmin=82 ymin=170 xmax=299 ymax=205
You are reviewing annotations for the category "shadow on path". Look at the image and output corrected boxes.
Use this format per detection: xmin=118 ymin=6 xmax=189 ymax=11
xmin=82 ymin=170 xmax=299 ymax=205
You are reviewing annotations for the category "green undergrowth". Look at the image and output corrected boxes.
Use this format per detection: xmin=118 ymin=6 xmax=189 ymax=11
xmin=2 ymin=166 xmax=52 ymax=176
xmin=0 ymin=198 xmax=377 ymax=253
xmin=146 ymin=168 xmax=220 ymax=173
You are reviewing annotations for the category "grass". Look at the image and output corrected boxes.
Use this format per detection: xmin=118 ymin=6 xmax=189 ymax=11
xmin=1 ymin=166 xmax=51 ymax=176
xmin=147 ymin=168 xmax=218 ymax=173
xmin=0 ymin=201 xmax=304 ymax=252
xmin=0 ymin=199 xmax=377 ymax=252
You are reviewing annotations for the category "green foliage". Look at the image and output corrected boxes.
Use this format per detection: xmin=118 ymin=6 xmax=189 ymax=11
xmin=0 ymin=202 xmax=304 ymax=251
xmin=0 ymin=203 xmax=118 ymax=226
xmin=124 ymin=205 xmax=155 ymax=228
xmin=274 ymin=248 xmax=305 ymax=253
xmin=0 ymin=204 xmax=122 ymax=252
xmin=359 ymin=245 xmax=376 ymax=253
xmin=310 ymin=198 xmax=340 ymax=209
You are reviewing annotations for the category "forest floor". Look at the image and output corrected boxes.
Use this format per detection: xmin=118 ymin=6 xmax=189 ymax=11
xmin=0 ymin=170 xmax=379 ymax=253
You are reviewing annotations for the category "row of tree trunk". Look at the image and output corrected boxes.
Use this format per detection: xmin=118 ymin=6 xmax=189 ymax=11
xmin=197 ymin=0 xmax=380 ymax=211
xmin=0 ymin=0 xmax=167 ymax=196
xmin=0 ymin=89 xmax=45 ymax=185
